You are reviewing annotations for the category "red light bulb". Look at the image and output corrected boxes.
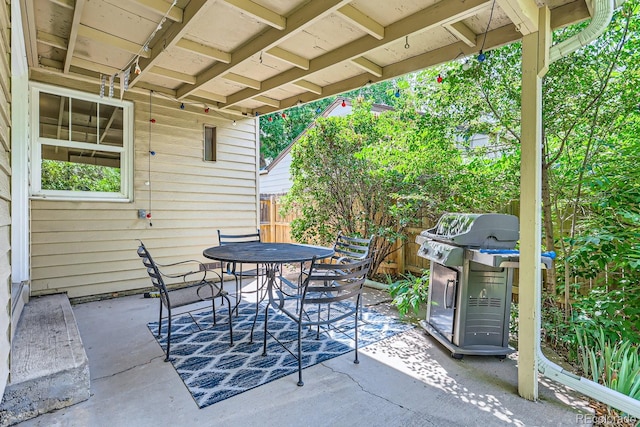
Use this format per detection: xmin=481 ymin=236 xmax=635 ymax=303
xmin=146 ymin=212 xmax=151 ymax=219
xmin=281 ymin=113 xmax=286 ymax=119
xmin=341 ymin=100 xmax=346 ymax=107
xmin=149 ymin=118 xmax=156 ymax=123
xmin=268 ymin=116 xmax=273 ymax=122
xmin=437 ymin=74 xmax=443 ymax=83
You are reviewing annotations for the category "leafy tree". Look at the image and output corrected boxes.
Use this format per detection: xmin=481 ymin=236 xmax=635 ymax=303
xmin=42 ymin=160 xmax=120 ymax=192
xmin=283 ymin=100 xmax=462 ymax=275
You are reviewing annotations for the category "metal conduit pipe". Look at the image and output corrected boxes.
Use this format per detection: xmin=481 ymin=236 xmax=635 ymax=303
xmin=539 ymin=0 xmax=639 ymax=417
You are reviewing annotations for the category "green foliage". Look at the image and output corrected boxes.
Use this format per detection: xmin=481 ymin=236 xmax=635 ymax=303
xmin=41 ymin=160 xmax=120 ymax=192
xmin=388 ymin=271 xmax=429 ymax=317
xmin=575 ymin=327 xmax=640 ymax=400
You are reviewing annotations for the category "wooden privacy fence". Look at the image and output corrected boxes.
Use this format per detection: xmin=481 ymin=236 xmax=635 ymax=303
xmin=259 ymin=195 xmax=431 ymax=276
xmin=260 ymin=196 xmax=529 ymax=302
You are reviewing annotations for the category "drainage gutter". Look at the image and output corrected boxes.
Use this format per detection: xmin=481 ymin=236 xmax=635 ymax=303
xmin=538 ymin=0 xmax=639 ymax=417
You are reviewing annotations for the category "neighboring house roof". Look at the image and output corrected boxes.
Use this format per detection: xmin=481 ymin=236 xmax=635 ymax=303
xmin=260 ymin=98 xmax=393 ymax=182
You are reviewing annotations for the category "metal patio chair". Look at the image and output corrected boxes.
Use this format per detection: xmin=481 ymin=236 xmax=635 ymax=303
xmin=264 ymin=256 xmax=372 ymax=386
xmin=137 ymin=241 xmax=233 ymax=361
xmin=217 ymin=229 xmax=266 ymax=307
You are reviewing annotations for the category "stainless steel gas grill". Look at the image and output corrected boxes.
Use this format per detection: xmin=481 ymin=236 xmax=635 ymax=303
xmin=416 ymin=213 xmax=549 ymax=359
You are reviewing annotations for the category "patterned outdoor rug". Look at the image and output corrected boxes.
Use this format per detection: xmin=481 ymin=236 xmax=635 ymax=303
xmin=147 ymin=300 xmax=413 ymax=409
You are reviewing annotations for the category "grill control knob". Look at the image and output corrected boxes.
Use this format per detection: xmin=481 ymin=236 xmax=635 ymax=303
xmin=436 ymin=251 xmax=443 ymax=258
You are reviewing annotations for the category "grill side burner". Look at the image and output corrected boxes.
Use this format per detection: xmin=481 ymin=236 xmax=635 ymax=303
xmin=417 ymin=213 xmax=521 ymax=359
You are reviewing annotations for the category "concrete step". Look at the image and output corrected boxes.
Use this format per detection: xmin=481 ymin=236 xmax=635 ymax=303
xmin=0 ymin=294 xmax=90 ymax=426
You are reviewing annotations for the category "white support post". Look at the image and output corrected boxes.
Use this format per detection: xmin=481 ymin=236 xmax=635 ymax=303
xmin=518 ymin=6 xmax=550 ymax=400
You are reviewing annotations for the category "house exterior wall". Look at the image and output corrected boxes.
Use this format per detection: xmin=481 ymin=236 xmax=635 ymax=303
xmin=0 ymin=0 xmax=11 ymax=398
xmin=28 ymin=74 xmax=259 ymax=298
xmin=259 ymin=154 xmax=293 ymax=195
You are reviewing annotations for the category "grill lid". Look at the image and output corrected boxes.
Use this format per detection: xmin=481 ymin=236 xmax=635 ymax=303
xmin=421 ymin=213 xmax=519 ymax=249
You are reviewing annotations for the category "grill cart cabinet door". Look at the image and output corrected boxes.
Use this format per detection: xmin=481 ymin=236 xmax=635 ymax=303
xmin=427 ymin=263 xmax=459 ymax=342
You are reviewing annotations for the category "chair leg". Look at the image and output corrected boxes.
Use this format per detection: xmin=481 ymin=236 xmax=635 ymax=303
xmin=223 ymin=294 xmax=234 ymax=347
xmin=165 ymin=308 xmax=172 ymax=362
xmin=354 ymin=301 xmax=359 ymax=365
xmin=262 ymin=304 xmax=269 ymax=356
xmin=297 ymin=321 xmax=304 ymax=386
xmin=157 ymin=302 xmax=163 ymax=339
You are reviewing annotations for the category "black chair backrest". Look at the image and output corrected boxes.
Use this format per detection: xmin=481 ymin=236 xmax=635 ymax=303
xmin=300 ymin=257 xmax=372 ymax=321
xmin=332 ymin=233 xmax=374 ymax=263
xmin=217 ymin=229 xmax=261 ymax=245
xmin=137 ymin=241 xmax=169 ymax=296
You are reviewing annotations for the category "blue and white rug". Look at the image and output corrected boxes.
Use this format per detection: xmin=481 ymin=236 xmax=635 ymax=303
xmin=148 ymin=301 xmax=412 ymax=409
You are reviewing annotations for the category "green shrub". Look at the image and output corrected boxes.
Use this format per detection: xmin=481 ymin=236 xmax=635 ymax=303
xmin=388 ymin=271 xmax=429 ymax=317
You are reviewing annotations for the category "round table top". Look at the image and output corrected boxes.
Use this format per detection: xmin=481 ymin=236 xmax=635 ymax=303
xmin=203 ymin=242 xmax=334 ymax=264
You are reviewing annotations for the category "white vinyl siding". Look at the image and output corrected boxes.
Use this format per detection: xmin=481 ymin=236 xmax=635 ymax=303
xmin=0 ymin=0 xmax=11 ymax=398
xmin=260 ymin=153 xmax=293 ymax=195
xmin=29 ymin=80 xmax=259 ymax=298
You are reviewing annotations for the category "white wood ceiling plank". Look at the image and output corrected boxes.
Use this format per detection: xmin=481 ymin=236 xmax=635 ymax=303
xmin=252 ymin=95 xmax=280 ymax=108
xmin=77 ymin=24 xmax=151 ymax=58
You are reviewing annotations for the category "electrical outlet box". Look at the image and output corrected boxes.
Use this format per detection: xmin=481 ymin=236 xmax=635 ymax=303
xmin=138 ymin=209 xmax=147 ymax=219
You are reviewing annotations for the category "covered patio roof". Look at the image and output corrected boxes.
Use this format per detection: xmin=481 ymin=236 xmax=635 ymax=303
xmin=21 ymin=0 xmax=590 ymax=115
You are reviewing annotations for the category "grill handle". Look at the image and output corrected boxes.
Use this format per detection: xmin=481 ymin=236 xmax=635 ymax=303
xmin=444 ymin=278 xmax=456 ymax=309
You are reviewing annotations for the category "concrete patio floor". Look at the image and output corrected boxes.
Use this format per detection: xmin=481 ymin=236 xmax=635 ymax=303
xmin=16 ymin=281 xmax=592 ymax=427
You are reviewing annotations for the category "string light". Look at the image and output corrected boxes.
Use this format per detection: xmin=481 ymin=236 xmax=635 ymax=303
xmin=341 ymin=99 xmax=347 ymax=107
xmin=180 ymin=103 xmax=185 ymax=109
xmin=316 ymin=107 xmax=322 ymax=114
xmin=394 ymin=89 xmax=400 ymax=98
xmin=134 ymin=58 xmax=141 ymax=75
xmin=281 ymin=112 xmax=286 ymax=119
xmin=462 ymin=60 xmax=471 ymax=70
xmin=204 ymin=106 xmax=210 ymax=113
xmin=437 ymin=74 xmax=443 ymax=83
xmin=232 ymin=120 xmax=237 ymax=126
xmin=478 ymin=0 xmax=496 ymax=63
xmin=268 ymin=116 xmax=273 ymax=122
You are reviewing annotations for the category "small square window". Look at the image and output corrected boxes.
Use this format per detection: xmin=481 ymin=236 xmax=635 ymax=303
xmin=204 ymin=125 xmax=217 ymax=162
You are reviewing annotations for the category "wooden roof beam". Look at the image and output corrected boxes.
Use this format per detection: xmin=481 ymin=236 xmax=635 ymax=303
xmin=223 ymin=73 xmax=261 ymax=90
xmin=337 ymin=4 xmax=384 ymax=40
xmin=253 ymin=96 xmax=280 ymax=108
xmin=132 ymin=0 xmax=184 ymax=22
xmin=77 ymin=24 xmax=151 ymax=58
xmin=150 ymin=67 xmax=197 ymax=84
xmin=351 ymin=57 xmax=382 ymax=77
xmin=257 ymin=24 xmax=520 ymax=115
xmin=223 ymin=0 xmax=286 ymax=30
xmin=176 ymin=39 xmax=232 ymax=63
xmin=50 ymin=0 xmax=74 ymax=10
xmin=193 ymin=90 xmax=227 ymax=104
xmin=20 ymin=0 xmax=39 ymax=66
xmin=264 ymin=47 xmax=309 ymax=70
xmin=176 ymin=0 xmax=353 ymax=99
xmin=292 ymin=80 xmax=322 ymax=95
xmin=444 ymin=21 xmax=477 ymax=47
xmin=222 ymin=0 xmax=491 ymax=108
xmin=63 ymin=0 xmax=86 ymax=73
xmin=37 ymin=30 xmax=68 ymax=50
xmin=129 ymin=0 xmax=212 ymax=88
xmin=496 ymin=0 xmax=539 ymax=35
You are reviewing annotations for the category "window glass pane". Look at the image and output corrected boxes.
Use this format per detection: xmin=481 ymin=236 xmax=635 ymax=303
xmin=98 ymin=104 xmax=124 ymax=148
xmin=41 ymin=145 xmax=121 ymax=192
xmin=70 ymin=97 xmax=98 ymax=144
xmin=39 ymin=92 xmax=69 ymax=140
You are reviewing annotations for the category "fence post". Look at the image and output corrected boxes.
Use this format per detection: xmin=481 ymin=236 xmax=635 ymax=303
xmin=269 ymin=194 xmax=277 ymax=242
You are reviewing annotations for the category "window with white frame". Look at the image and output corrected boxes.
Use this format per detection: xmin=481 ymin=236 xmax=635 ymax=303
xmin=30 ymin=83 xmax=134 ymax=201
